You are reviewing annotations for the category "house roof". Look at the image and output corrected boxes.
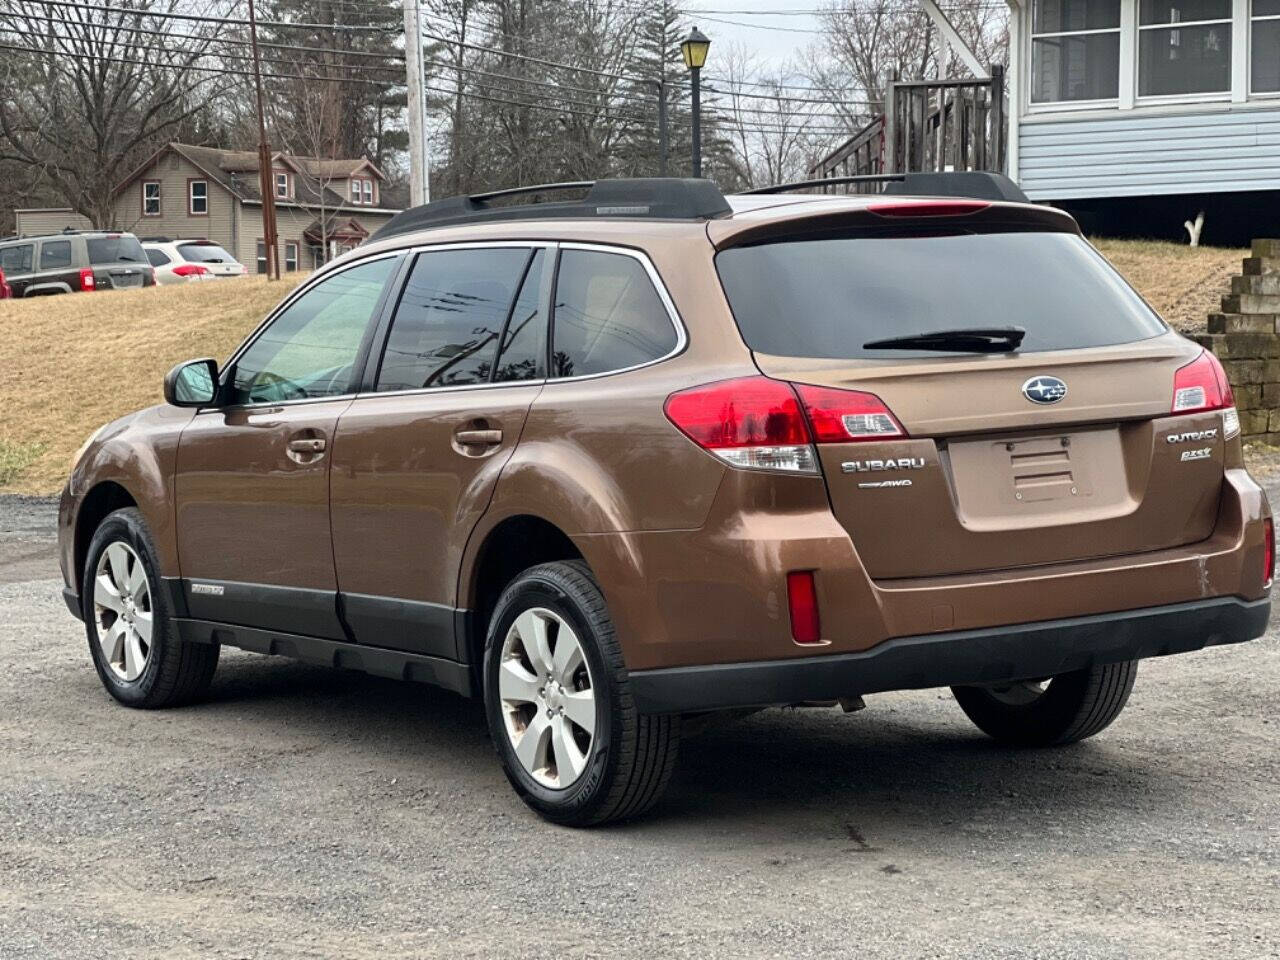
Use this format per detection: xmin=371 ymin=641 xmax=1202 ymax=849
xmin=114 ymin=142 xmax=391 ymax=210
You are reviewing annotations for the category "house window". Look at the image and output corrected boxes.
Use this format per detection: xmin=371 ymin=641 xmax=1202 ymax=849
xmin=275 ymin=172 xmax=290 ymax=199
xmin=189 ymin=180 xmax=208 ymax=216
xmin=350 ymin=179 xmax=364 ymax=204
xmin=1138 ymin=0 xmax=1232 ymax=96
xmin=285 ymin=241 xmax=298 ymax=272
xmin=256 ymin=240 xmax=267 ymax=275
xmin=309 ymin=244 xmax=326 ymax=269
xmin=1253 ymin=0 xmax=1280 ymax=91
xmin=362 ymin=179 xmax=373 ymax=205
xmin=1030 ymin=0 xmax=1122 ymax=102
xmin=142 ymin=181 xmax=161 ymax=216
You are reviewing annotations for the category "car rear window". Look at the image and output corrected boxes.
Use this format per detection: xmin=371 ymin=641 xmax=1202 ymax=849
xmin=87 ymin=235 xmax=147 ymax=265
xmin=178 ymin=242 xmax=237 ymax=264
xmin=715 ymin=231 xmax=1167 ymax=359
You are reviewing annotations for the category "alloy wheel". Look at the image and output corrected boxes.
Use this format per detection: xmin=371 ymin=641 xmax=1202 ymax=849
xmin=92 ymin=542 xmax=153 ymax=682
xmin=498 ymin=607 xmax=597 ymax=789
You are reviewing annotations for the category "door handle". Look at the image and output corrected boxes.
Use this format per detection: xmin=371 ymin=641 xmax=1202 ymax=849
xmin=454 ymin=429 xmax=502 ymax=446
xmin=288 ymin=438 xmax=327 ymax=454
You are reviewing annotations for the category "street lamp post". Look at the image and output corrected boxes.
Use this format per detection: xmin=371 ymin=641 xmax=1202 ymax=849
xmin=680 ymin=27 xmax=711 ymax=179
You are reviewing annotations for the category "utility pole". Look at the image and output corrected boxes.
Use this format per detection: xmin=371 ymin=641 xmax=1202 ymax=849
xmin=403 ymin=0 xmax=430 ymax=205
xmin=247 ymin=0 xmax=279 ymax=279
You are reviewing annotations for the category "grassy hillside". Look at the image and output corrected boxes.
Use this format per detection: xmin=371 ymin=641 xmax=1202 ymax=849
xmin=0 ymin=239 xmax=1248 ymax=494
xmin=0 ymin=275 xmax=306 ymax=494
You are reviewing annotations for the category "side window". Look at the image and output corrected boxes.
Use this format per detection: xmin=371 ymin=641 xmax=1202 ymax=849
xmin=1 ymin=244 xmax=33 ymax=274
xmin=40 ymin=240 xmax=72 ymax=271
xmin=493 ymin=249 xmax=547 ymax=383
xmin=146 ymin=249 xmax=171 ymax=267
xmin=229 ymin=257 xmax=397 ymax=405
xmin=375 ymin=247 xmax=530 ymax=392
xmin=551 ymin=249 xmax=678 ymax=378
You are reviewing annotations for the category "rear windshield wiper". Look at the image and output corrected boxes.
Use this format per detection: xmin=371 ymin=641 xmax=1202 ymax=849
xmin=862 ymin=326 xmax=1026 ymax=353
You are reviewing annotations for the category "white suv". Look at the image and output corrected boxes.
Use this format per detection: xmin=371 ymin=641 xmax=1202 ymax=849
xmin=142 ymin=239 xmax=247 ymax=285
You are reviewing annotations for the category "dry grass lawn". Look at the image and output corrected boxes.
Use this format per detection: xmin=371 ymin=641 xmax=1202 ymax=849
xmin=0 ymin=275 xmax=306 ymax=494
xmin=0 ymin=239 xmax=1249 ymax=494
xmin=1092 ymin=238 xmax=1244 ymax=332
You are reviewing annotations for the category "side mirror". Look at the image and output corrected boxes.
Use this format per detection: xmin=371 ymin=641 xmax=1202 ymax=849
xmin=164 ymin=358 xmax=219 ymax=407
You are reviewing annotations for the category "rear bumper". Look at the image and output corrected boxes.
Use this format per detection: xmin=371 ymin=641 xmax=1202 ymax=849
xmin=630 ymin=595 xmax=1271 ymax=714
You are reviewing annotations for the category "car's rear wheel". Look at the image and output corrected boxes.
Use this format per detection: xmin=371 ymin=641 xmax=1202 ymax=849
xmin=83 ymin=508 xmax=219 ymax=708
xmin=951 ymin=661 xmax=1138 ymax=746
xmin=483 ymin=560 xmax=680 ymax=826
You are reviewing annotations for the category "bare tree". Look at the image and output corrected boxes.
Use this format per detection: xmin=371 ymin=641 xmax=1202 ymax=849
xmin=0 ymin=0 xmax=233 ymax=227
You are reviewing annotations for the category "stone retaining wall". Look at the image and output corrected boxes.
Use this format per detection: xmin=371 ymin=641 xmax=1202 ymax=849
xmin=1194 ymin=239 xmax=1280 ymax=445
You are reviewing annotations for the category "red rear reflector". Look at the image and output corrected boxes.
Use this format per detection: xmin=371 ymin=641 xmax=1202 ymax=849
xmin=793 ymin=383 xmax=907 ymax=443
xmin=787 ymin=571 xmax=822 ymax=644
xmin=1265 ymin=518 xmax=1274 ymax=588
xmin=867 ymin=200 xmax=990 ymax=218
xmin=78 ymin=268 xmax=95 ymax=291
xmin=172 ymin=264 xmax=209 ymax=277
xmin=1172 ymin=350 xmax=1233 ymax=414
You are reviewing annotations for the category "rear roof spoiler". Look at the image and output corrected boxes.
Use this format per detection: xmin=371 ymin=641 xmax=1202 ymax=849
xmin=741 ymin=172 xmax=1030 ymax=204
xmin=370 ymin=178 xmax=734 ymax=242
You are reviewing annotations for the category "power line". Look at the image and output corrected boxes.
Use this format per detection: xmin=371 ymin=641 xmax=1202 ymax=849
xmin=28 ymin=0 xmax=398 ymax=32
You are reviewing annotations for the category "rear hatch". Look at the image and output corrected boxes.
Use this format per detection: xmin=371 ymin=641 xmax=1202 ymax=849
xmin=713 ymin=202 xmax=1234 ymax=580
xmin=88 ymin=234 xmax=152 ymax=289
xmin=177 ymin=241 xmax=247 ymax=277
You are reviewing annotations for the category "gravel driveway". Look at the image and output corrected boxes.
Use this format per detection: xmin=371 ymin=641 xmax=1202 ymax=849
xmin=1 ymin=493 xmax=1277 ymax=960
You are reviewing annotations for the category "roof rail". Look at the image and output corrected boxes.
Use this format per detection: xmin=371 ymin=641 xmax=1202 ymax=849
xmin=370 ymin=178 xmax=733 ymax=242
xmin=742 ymin=171 xmax=1030 ymax=204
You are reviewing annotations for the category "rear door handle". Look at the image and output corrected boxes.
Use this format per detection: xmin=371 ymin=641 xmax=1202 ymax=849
xmin=454 ymin=429 xmax=503 ymax=446
xmin=288 ymin=438 xmax=327 ymax=454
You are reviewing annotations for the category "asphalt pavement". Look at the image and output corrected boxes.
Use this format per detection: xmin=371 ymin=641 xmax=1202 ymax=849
xmin=1 ymin=492 xmax=1277 ymax=959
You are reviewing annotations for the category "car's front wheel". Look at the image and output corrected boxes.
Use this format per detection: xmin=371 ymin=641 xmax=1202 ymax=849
xmin=483 ymin=560 xmax=680 ymax=826
xmin=83 ymin=508 xmax=219 ymax=708
xmin=951 ymin=661 xmax=1138 ymax=747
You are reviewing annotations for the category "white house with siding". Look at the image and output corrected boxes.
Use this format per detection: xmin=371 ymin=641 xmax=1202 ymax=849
xmin=1008 ymin=0 xmax=1280 ymax=234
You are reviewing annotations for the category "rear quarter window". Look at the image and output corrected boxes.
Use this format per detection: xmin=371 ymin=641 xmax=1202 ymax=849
xmin=715 ymin=231 xmax=1167 ymax=359
xmin=551 ymin=249 xmax=677 ymax=378
xmin=40 ymin=240 xmax=72 ymax=270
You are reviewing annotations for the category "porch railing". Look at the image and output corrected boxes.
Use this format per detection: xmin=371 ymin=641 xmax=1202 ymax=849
xmin=808 ymin=64 xmax=1005 ymax=187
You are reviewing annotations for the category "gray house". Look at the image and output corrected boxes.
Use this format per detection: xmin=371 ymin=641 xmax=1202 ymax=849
xmin=14 ymin=142 xmax=401 ymax=271
xmin=1007 ymin=0 xmax=1280 ymax=239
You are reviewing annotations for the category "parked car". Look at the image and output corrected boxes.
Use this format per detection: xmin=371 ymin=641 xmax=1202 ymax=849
xmin=142 ymin=238 xmax=247 ymax=285
xmin=0 ymin=230 xmax=154 ymax=296
xmin=0 ymin=265 xmax=11 ymax=299
xmin=59 ymin=175 xmax=1273 ymax=826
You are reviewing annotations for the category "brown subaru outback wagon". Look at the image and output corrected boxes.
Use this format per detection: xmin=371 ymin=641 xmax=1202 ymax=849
xmin=59 ymin=174 xmax=1273 ymax=825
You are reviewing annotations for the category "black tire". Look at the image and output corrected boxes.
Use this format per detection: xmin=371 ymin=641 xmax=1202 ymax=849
xmin=952 ymin=661 xmax=1138 ymax=746
xmin=482 ymin=560 xmax=680 ymax=826
xmin=82 ymin=508 xmax=219 ymax=708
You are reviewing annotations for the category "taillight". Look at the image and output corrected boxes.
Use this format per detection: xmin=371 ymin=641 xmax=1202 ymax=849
xmin=172 ymin=264 xmax=209 ymax=277
xmin=663 ymin=376 xmax=816 ymax=473
xmin=793 ymin=383 xmax=906 ymax=442
xmin=79 ymin=268 xmax=95 ymax=291
xmin=1264 ymin=518 xmax=1274 ymax=588
xmin=786 ymin=571 xmax=822 ymax=644
xmin=1173 ymin=350 xmax=1238 ymax=438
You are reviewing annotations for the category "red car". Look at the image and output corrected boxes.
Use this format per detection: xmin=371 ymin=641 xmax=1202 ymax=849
xmin=0 ymin=266 xmax=12 ymax=299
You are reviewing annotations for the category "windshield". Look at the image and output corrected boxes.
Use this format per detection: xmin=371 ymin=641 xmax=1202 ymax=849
xmin=86 ymin=235 xmax=147 ymax=265
xmin=715 ymin=231 xmax=1167 ymax=359
xmin=178 ymin=243 xmax=238 ymax=264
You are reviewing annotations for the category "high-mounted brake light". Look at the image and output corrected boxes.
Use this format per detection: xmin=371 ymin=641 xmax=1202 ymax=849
xmin=793 ymin=384 xmax=906 ymax=442
xmin=664 ymin=376 xmax=817 ymax=474
xmin=172 ymin=264 xmax=209 ymax=278
xmin=866 ymin=200 xmax=990 ymax=218
xmin=78 ymin=268 xmax=95 ymax=291
xmin=1173 ymin=350 xmax=1239 ymax=439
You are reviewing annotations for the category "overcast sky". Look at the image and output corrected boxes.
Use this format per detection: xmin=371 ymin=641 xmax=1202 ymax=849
xmin=683 ymin=0 xmax=826 ymax=73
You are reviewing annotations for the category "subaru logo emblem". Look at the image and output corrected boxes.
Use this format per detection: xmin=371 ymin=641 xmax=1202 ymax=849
xmin=1022 ymin=376 xmax=1067 ymax=405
